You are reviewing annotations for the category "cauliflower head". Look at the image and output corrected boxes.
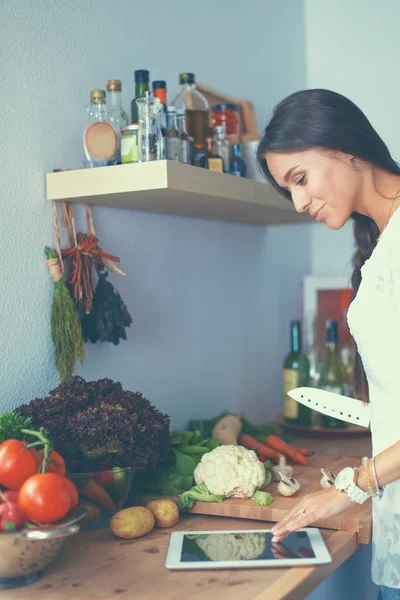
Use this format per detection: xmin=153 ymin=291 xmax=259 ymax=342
xmin=196 ymin=533 xmax=266 ymax=561
xmin=193 ymin=444 xmax=266 ymax=498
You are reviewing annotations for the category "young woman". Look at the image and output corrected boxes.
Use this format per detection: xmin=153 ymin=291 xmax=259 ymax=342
xmin=257 ymin=89 xmax=400 ymax=600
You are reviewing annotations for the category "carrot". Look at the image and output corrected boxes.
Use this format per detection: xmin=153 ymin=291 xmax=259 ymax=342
xmin=82 ymin=479 xmax=116 ymax=513
xmin=239 ymin=434 xmax=280 ymax=460
xmin=294 ymin=447 xmax=314 ymax=457
xmin=265 ymin=435 xmax=309 ymax=466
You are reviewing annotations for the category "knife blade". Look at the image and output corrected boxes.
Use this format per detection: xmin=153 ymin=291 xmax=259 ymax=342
xmin=287 ymin=387 xmax=370 ymax=428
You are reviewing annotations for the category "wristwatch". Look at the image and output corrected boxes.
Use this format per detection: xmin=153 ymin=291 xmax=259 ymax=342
xmin=335 ymin=467 xmax=370 ymax=504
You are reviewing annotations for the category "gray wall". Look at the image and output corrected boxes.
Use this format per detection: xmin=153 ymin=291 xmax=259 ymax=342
xmin=0 ymin=0 xmax=309 ymax=428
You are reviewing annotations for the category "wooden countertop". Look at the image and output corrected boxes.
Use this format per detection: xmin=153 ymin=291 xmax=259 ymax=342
xmin=7 ymin=515 xmax=358 ymax=600
xmin=6 ymin=435 xmax=371 ymax=600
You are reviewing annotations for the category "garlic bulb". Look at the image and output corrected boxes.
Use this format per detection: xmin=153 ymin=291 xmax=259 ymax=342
xmin=277 ymin=471 xmax=300 ymax=497
xmin=320 ymin=468 xmax=336 ymax=489
xmin=272 ymin=455 xmax=294 ymax=481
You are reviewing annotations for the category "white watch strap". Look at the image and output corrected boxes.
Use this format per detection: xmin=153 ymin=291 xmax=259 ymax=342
xmin=347 ymin=483 xmax=370 ymax=504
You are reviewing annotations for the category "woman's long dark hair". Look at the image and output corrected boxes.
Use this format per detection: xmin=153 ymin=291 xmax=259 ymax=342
xmin=257 ymin=89 xmax=400 ymax=402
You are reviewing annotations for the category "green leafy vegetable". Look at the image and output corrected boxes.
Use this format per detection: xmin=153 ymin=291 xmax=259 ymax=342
xmin=251 ymin=491 xmax=273 ymax=506
xmin=16 ymin=376 xmax=170 ymax=473
xmin=188 ymin=412 xmax=278 ymax=441
xmin=136 ymin=429 xmax=220 ymax=497
xmin=262 ymin=460 xmax=273 ymax=489
xmin=177 ymin=482 xmax=224 ymax=510
xmin=0 ymin=413 xmax=36 ymax=444
xmin=173 ymin=450 xmax=198 ymax=476
xmin=188 ymin=412 xmax=294 ymax=443
xmin=178 ymin=446 xmax=210 ymax=456
xmin=199 ymin=437 xmax=220 ymax=451
xmin=161 ymin=475 xmax=194 ymax=497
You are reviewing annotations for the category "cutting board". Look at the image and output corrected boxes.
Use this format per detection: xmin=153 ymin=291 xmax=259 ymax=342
xmin=135 ymin=454 xmax=372 ymax=544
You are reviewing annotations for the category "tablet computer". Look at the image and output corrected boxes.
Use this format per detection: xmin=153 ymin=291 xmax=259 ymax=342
xmin=166 ymin=528 xmax=332 ymax=570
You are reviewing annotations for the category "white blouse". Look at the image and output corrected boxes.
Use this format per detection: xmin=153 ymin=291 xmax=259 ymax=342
xmin=347 ymin=205 xmax=400 ymax=588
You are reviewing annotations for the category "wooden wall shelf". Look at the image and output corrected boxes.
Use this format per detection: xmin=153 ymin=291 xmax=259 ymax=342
xmin=46 ymin=161 xmax=309 ymax=226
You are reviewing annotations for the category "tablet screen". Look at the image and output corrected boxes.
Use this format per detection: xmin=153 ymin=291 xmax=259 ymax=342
xmin=181 ymin=531 xmax=315 ymax=563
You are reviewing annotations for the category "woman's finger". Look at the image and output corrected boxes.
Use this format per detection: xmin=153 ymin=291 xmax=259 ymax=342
xmin=271 ymin=510 xmax=312 ymax=542
xmin=271 ymin=488 xmax=332 ymax=539
xmin=271 ymin=500 xmax=306 ymax=531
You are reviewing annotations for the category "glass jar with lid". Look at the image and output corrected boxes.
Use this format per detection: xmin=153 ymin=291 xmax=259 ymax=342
xmin=212 ymin=104 xmax=240 ymax=143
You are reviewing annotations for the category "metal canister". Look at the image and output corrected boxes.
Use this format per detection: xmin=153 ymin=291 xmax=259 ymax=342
xmin=121 ymin=124 xmax=139 ymax=164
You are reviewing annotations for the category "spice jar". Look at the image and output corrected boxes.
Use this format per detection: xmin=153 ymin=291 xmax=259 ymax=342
xmin=212 ymin=104 xmax=240 ymax=142
xmin=121 ymin=125 xmax=139 ymax=164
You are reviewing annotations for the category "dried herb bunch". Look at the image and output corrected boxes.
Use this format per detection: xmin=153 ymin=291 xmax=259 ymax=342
xmin=45 ymin=247 xmax=85 ymax=381
xmin=16 ymin=377 xmax=170 ymax=473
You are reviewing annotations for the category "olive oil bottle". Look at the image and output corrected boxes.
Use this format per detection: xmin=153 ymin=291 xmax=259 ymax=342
xmin=283 ymin=321 xmax=312 ymax=426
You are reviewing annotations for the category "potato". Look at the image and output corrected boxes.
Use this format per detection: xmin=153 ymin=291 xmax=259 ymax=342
xmin=110 ymin=506 xmax=154 ymax=539
xmin=145 ymin=499 xmax=179 ymax=528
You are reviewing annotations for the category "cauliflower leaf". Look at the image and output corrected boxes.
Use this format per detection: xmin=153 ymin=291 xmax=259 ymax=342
xmin=251 ymin=491 xmax=273 ymax=506
xmin=177 ymin=482 xmax=224 ymax=510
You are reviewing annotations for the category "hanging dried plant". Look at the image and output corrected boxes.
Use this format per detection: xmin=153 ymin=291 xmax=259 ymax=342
xmin=45 ymin=247 xmax=85 ymax=382
xmin=81 ymin=206 xmax=132 ymax=344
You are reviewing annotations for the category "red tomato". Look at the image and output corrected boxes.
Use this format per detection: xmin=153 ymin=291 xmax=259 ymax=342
xmin=18 ymin=473 xmax=71 ymax=524
xmin=37 ymin=449 xmax=66 ymax=476
xmin=0 ymin=490 xmax=19 ymax=504
xmin=64 ymin=478 xmax=79 ymax=511
xmin=0 ymin=502 xmax=25 ymax=531
xmin=0 ymin=440 xmax=39 ymax=490
xmin=95 ymin=469 xmax=113 ymax=486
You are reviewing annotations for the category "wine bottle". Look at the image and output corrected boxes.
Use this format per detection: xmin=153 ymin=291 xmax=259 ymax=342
xmin=305 ymin=317 xmax=322 ymax=427
xmin=283 ymin=321 xmax=312 ymax=426
xmin=319 ymin=320 xmax=348 ymax=429
xmin=340 ymin=309 xmax=356 ymax=397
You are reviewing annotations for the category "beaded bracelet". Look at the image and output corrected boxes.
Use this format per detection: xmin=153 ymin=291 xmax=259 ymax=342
xmin=361 ymin=456 xmax=378 ymax=498
xmin=371 ymin=457 xmax=384 ymax=499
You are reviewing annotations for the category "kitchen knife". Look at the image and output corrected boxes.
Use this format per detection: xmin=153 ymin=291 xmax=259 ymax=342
xmin=287 ymin=387 xmax=370 ymax=428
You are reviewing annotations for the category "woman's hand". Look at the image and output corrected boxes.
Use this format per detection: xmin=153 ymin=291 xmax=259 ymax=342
xmin=271 ymin=486 xmax=354 ymax=543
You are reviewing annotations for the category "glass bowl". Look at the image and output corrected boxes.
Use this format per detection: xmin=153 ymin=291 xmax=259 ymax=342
xmin=68 ymin=467 xmax=132 ymax=530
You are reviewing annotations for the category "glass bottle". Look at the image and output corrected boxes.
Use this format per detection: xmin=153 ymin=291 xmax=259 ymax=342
xmin=306 ymin=317 xmax=321 ymax=388
xmin=136 ymin=93 xmax=162 ymax=162
xmin=304 ymin=317 xmax=321 ymax=427
xmin=214 ymin=125 xmax=230 ymax=173
xmin=83 ymin=90 xmax=118 ymax=168
xmin=212 ymin=103 xmax=241 ymax=143
xmin=106 ymin=79 xmax=129 ymax=163
xmin=199 ymin=136 xmax=223 ymax=172
xmin=176 ymin=108 xmax=191 ymax=164
xmin=131 ymin=69 xmax=150 ymax=124
xmin=283 ymin=320 xmax=312 ymax=426
xmin=171 ymin=73 xmax=209 ymax=153
xmin=319 ymin=320 xmax=348 ymax=429
xmin=106 ymin=80 xmax=128 ymax=132
xmin=229 ymin=143 xmax=247 ymax=177
xmin=166 ymin=107 xmax=180 ymax=162
xmin=152 ymin=81 xmax=167 ymax=159
xmin=340 ymin=309 xmax=356 ymax=397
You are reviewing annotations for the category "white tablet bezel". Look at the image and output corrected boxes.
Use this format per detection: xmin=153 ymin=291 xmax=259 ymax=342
xmin=165 ymin=528 xmax=332 ymax=570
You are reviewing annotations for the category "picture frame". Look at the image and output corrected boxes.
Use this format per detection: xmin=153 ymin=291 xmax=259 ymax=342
xmin=303 ymin=275 xmax=353 ymax=351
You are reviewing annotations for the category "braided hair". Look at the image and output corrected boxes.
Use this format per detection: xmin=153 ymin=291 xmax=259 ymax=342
xmin=257 ymin=89 xmax=400 ymax=401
